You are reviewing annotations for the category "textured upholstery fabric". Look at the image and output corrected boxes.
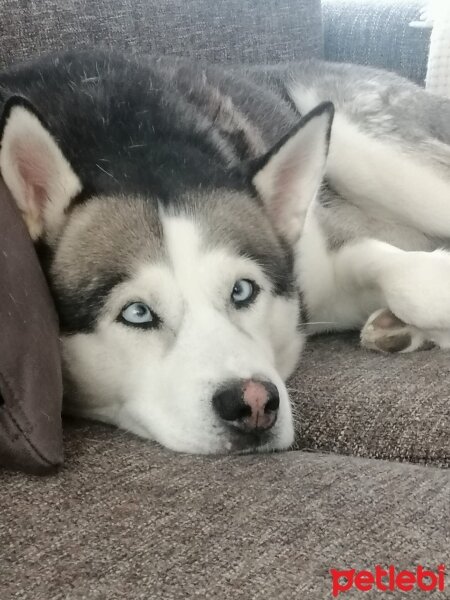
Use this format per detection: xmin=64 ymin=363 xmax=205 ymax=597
xmin=0 ymin=181 xmax=63 ymax=473
xmin=1 ymin=420 xmax=449 ymax=600
xmin=291 ymin=333 xmax=450 ymax=467
xmin=0 ymin=0 xmax=323 ymax=68
xmin=323 ymin=0 xmax=431 ymax=85
xmin=426 ymin=2 xmax=450 ymax=96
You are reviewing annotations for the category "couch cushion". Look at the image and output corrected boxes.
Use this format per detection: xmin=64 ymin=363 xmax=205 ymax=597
xmin=291 ymin=332 xmax=450 ymax=467
xmin=0 ymin=0 xmax=323 ymax=68
xmin=323 ymin=0 xmax=430 ymax=85
xmin=1 ymin=420 xmax=448 ymax=599
xmin=0 ymin=180 xmax=63 ymax=473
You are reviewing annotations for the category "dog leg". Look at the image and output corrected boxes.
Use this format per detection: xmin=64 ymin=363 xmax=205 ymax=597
xmin=325 ymin=114 xmax=450 ymax=239
xmin=334 ymin=239 xmax=450 ymax=350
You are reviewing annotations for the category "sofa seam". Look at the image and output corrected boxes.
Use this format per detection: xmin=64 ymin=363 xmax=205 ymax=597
xmin=0 ymin=369 xmax=55 ymax=467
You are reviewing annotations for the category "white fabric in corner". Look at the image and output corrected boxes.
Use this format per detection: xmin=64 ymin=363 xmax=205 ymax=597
xmin=426 ymin=0 xmax=450 ymax=97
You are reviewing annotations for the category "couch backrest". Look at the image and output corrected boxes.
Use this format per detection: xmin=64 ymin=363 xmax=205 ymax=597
xmin=323 ymin=0 xmax=430 ymax=85
xmin=0 ymin=0 xmax=323 ymax=67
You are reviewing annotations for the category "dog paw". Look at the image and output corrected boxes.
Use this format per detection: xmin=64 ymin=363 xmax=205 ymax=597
xmin=360 ymin=308 xmax=434 ymax=353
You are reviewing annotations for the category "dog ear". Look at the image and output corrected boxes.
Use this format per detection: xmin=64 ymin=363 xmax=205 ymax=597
xmin=0 ymin=96 xmax=82 ymax=240
xmin=251 ymin=102 xmax=334 ymax=245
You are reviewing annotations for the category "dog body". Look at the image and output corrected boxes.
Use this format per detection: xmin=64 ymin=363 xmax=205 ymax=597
xmin=1 ymin=51 xmax=450 ymax=453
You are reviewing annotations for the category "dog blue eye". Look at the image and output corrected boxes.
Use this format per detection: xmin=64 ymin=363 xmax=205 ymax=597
xmin=119 ymin=302 xmax=160 ymax=329
xmin=231 ymin=279 xmax=259 ymax=308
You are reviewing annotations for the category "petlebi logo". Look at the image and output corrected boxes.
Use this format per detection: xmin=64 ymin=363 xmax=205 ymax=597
xmin=330 ymin=565 xmax=446 ymax=597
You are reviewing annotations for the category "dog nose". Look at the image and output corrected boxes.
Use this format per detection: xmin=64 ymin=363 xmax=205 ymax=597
xmin=212 ymin=379 xmax=279 ymax=432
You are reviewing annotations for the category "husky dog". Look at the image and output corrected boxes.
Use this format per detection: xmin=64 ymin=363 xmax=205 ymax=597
xmin=1 ymin=51 xmax=450 ymax=454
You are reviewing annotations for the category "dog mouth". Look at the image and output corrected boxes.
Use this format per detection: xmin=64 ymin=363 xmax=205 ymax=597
xmin=221 ymin=427 xmax=286 ymax=454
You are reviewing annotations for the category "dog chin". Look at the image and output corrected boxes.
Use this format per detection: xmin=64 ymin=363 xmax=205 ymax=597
xmin=113 ymin=407 xmax=295 ymax=455
xmin=157 ymin=431 xmax=295 ymax=456
xmin=228 ymin=429 xmax=295 ymax=455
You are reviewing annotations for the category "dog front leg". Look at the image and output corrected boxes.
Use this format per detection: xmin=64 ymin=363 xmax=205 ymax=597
xmin=334 ymin=239 xmax=450 ymax=352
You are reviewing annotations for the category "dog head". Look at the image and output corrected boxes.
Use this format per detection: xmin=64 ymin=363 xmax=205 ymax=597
xmin=0 ymin=93 xmax=332 ymax=454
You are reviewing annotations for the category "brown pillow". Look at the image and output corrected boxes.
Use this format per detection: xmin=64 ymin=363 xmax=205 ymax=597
xmin=0 ymin=179 xmax=63 ymax=473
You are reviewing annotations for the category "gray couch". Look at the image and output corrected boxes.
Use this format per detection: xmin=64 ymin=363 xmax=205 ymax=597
xmin=1 ymin=1 xmax=449 ymax=599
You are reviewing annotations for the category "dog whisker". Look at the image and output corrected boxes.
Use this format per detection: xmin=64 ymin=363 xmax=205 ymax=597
xmin=302 ymin=321 xmax=338 ymax=327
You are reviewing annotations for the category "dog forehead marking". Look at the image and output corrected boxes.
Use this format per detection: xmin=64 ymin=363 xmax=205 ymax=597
xmin=158 ymin=212 xmax=244 ymax=310
xmin=161 ymin=214 xmax=204 ymax=283
xmin=160 ymin=212 xmax=269 ymax=308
